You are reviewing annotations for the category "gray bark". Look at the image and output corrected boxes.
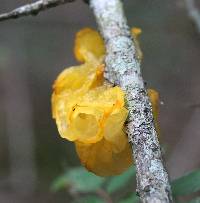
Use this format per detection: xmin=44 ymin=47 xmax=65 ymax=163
xmin=90 ymin=0 xmax=173 ymax=202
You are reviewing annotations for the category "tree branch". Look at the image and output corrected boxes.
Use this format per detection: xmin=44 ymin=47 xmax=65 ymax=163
xmin=0 ymin=0 xmax=75 ymax=22
xmin=185 ymin=0 xmax=200 ymax=33
xmin=90 ymin=0 xmax=173 ymax=202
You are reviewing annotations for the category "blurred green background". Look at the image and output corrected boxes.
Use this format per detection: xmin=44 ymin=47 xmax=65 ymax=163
xmin=0 ymin=0 xmax=200 ymax=202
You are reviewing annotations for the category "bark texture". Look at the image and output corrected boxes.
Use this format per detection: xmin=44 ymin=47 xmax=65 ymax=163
xmin=90 ymin=0 xmax=173 ymax=202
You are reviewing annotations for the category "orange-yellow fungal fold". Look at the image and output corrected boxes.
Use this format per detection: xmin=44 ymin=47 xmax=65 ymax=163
xmin=147 ymin=89 xmax=160 ymax=134
xmin=52 ymin=27 xmax=159 ymax=176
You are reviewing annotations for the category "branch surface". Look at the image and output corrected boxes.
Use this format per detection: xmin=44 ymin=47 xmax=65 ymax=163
xmin=90 ymin=0 xmax=173 ymax=202
xmin=0 ymin=0 xmax=75 ymax=22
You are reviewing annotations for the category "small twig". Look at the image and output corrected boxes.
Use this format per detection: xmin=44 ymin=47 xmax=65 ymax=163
xmin=187 ymin=102 xmax=200 ymax=108
xmin=185 ymin=0 xmax=200 ymax=33
xmin=69 ymin=186 xmax=113 ymax=203
xmin=90 ymin=0 xmax=173 ymax=202
xmin=0 ymin=0 xmax=75 ymax=22
xmin=96 ymin=188 xmax=113 ymax=203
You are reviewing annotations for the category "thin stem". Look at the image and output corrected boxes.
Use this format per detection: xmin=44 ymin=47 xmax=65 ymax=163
xmin=0 ymin=0 xmax=75 ymax=22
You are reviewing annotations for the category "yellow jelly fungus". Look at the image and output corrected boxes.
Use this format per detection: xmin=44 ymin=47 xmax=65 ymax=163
xmin=74 ymin=28 xmax=105 ymax=63
xmin=52 ymin=27 xmax=159 ymax=176
xmin=131 ymin=27 xmax=142 ymax=36
xmin=131 ymin=27 xmax=143 ymax=62
xmin=147 ymin=89 xmax=160 ymax=134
